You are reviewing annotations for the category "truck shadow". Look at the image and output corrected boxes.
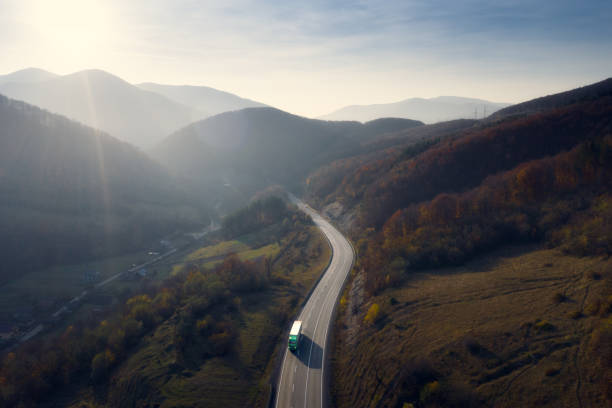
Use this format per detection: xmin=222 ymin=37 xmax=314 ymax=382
xmin=294 ymin=334 xmax=323 ymax=369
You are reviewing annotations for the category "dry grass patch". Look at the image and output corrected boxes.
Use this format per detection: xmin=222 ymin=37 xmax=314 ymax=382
xmin=332 ymin=245 xmax=611 ymax=408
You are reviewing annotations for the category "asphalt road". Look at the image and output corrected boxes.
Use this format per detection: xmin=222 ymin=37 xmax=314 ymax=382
xmin=276 ymin=197 xmax=354 ymax=408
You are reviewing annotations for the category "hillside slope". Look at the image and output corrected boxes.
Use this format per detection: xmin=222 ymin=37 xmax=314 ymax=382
xmin=0 ymin=200 xmax=331 ymax=408
xmin=0 ymin=94 xmax=208 ymax=282
xmin=489 ymin=77 xmax=612 ymax=121
xmin=306 ymin=79 xmax=612 ymax=407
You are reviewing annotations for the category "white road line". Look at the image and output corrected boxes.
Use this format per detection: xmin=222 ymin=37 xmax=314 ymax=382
xmin=275 ymin=346 xmax=290 ymax=408
xmin=304 ymin=292 xmax=328 ymax=407
xmin=320 ymin=256 xmax=344 ymax=408
xmin=308 ymin=252 xmax=344 ymax=408
xmin=277 ymin=197 xmax=354 ymax=408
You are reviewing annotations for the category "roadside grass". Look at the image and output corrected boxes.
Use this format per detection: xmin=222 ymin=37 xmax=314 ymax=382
xmin=332 ymin=245 xmax=612 ymax=408
xmin=186 ymin=240 xmax=250 ymax=261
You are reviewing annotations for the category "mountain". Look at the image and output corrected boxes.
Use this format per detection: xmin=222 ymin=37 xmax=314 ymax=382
xmin=151 ymin=107 xmax=423 ymax=212
xmin=0 ymin=93 xmax=208 ymax=282
xmin=306 ymin=79 xmax=612 ymax=407
xmin=319 ymin=96 xmax=510 ymax=123
xmin=0 ymin=67 xmax=58 ymax=84
xmin=137 ymin=82 xmax=267 ymax=118
xmin=0 ymin=69 xmax=203 ymax=147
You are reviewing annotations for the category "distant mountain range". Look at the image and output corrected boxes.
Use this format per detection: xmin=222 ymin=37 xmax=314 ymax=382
xmin=0 ymin=67 xmax=58 ymax=84
xmin=319 ymin=96 xmax=510 ymax=123
xmin=0 ymin=68 xmax=266 ymax=147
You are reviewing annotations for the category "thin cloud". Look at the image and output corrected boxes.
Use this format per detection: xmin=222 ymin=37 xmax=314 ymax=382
xmin=0 ymin=0 xmax=611 ymax=116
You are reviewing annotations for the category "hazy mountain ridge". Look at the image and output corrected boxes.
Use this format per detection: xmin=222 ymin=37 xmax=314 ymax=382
xmin=0 ymin=69 xmax=200 ymax=147
xmin=319 ymin=95 xmax=510 ymax=123
xmin=0 ymin=93 xmax=208 ymax=281
xmin=0 ymin=67 xmax=58 ymax=84
xmin=151 ymin=107 xmax=423 ymax=212
xmin=0 ymin=68 xmax=268 ymax=147
xmin=137 ymin=82 xmax=267 ymax=118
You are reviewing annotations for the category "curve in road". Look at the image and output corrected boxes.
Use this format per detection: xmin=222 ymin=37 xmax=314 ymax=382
xmin=276 ymin=197 xmax=354 ymax=408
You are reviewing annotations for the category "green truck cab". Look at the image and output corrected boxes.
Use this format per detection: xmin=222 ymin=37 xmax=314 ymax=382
xmin=288 ymin=320 xmax=302 ymax=352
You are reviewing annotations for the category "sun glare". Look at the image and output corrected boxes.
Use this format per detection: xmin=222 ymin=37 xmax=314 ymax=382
xmin=25 ymin=0 xmax=113 ymax=59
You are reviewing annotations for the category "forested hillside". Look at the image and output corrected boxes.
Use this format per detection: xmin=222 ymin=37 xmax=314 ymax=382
xmin=490 ymin=78 xmax=612 ymax=121
xmin=0 ymin=199 xmax=330 ymax=408
xmin=305 ymin=79 xmax=612 ymax=407
xmin=308 ymin=81 xmax=612 ymax=229
xmin=0 ymin=94 xmax=209 ymax=283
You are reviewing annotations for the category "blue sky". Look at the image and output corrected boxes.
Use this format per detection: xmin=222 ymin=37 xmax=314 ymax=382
xmin=1 ymin=0 xmax=611 ymax=116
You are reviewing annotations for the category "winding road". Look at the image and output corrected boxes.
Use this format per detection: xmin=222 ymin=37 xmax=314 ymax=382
xmin=276 ymin=197 xmax=354 ymax=408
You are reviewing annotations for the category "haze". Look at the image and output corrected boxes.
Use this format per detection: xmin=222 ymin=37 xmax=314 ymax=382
xmin=1 ymin=0 xmax=611 ymax=117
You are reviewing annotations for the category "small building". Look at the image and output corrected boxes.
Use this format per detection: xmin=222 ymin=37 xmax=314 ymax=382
xmin=83 ymin=270 xmax=100 ymax=284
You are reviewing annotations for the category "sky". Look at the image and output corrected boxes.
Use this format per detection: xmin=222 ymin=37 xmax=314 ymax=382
xmin=0 ymin=0 xmax=611 ymax=117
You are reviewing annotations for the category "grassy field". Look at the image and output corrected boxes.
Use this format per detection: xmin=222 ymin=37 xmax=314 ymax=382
xmin=332 ymin=245 xmax=612 ymax=407
xmin=57 ymin=223 xmax=331 ymax=408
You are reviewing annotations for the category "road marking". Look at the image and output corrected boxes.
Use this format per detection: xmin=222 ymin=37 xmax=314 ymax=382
xmin=292 ymin=383 xmax=295 ymax=392
xmin=276 ymin=198 xmax=354 ymax=408
xmin=304 ymin=290 xmax=328 ymax=407
xmin=275 ymin=344 xmax=290 ymax=408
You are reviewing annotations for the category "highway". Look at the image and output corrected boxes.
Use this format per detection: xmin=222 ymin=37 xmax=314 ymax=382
xmin=276 ymin=197 xmax=354 ymax=408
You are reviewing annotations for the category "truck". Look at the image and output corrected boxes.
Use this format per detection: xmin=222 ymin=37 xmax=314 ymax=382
xmin=288 ymin=320 xmax=302 ymax=352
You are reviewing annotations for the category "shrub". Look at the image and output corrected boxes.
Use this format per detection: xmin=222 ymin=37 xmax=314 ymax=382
xmin=535 ymin=320 xmax=555 ymax=332
xmin=463 ymin=335 xmax=483 ymax=355
xmin=568 ymin=310 xmax=583 ymax=320
xmin=545 ymin=367 xmax=560 ymax=377
xmin=552 ymin=292 xmax=567 ymax=304
xmin=590 ymin=271 xmax=602 ymax=280
xmin=364 ymin=303 xmax=380 ymax=325
xmin=420 ymin=380 xmax=441 ymax=404
xmin=90 ymin=350 xmax=115 ymax=383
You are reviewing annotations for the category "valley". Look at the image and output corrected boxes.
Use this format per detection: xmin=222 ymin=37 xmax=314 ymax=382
xmin=0 ymin=66 xmax=610 ymax=408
